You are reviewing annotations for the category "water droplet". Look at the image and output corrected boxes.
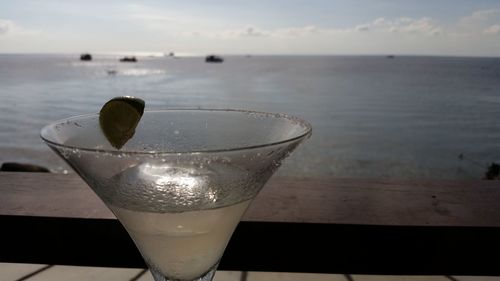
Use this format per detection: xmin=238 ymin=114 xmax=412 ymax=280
xmin=61 ymin=149 xmax=71 ymax=159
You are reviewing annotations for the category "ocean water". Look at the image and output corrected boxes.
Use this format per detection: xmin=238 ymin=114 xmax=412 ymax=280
xmin=0 ymin=54 xmax=499 ymax=179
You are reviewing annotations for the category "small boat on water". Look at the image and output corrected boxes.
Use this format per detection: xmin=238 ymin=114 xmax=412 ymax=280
xmin=119 ymin=56 xmax=137 ymax=62
xmin=80 ymin=53 xmax=92 ymax=61
xmin=205 ymin=55 xmax=223 ymax=63
xmin=386 ymin=55 xmax=395 ymax=59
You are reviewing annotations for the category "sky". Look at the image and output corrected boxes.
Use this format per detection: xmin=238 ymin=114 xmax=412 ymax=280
xmin=2 ymin=0 xmax=500 ymax=56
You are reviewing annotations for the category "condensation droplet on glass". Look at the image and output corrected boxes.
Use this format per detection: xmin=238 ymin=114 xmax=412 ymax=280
xmin=174 ymin=130 xmax=180 ymax=135
xmin=61 ymin=149 xmax=71 ymax=159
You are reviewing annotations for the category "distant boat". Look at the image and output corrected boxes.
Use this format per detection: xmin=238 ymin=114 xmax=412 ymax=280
xmin=80 ymin=53 xmax=92 ymax=61
xmin=386 ymin=55 xmax=395 ymax=59
xmin=205 ymin=55 xmax=224 ymax=63
xmin=119 ymin=56 xmax=137 ymax=62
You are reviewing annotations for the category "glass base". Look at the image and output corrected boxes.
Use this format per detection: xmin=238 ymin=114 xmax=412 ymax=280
xmin=149 ymin=263 xmax=218 ymax=281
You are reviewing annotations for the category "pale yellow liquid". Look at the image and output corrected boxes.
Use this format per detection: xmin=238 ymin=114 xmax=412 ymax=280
xmin=111 ymin=200 xmax=251 ymax=280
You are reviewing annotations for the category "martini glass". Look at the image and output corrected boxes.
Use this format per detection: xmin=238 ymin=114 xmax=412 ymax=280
xmin=41 ymin=109 xmax=311 ymax=281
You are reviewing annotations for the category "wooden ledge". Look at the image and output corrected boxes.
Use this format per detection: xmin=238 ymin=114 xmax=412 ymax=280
xmin=1 ymin=172 xmax=500 ymax=226
xmin=1 ymin=172 xmax=500 ymax=275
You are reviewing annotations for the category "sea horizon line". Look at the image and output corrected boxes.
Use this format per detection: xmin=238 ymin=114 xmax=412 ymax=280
xmin=1 ymin=52 xmax=500 ymax=59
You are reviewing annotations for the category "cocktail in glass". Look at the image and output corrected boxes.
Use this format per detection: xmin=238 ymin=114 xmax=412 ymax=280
xmin=41 ymin=109 xmax=311 ymax=281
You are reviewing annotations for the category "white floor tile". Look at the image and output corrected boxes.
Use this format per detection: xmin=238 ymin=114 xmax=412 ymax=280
xmin=247 ymin=271 xmax=347 ymax=281
xmin=25 ymin=265 xmax=142 ymax=281
xmin=0 ymin=263 xmax=48 ymax=281
xmin=452 ymin=277 xmax=500 ymax=281
xmin=214 ymin=271 xmax=243 ymax=281
xmin=137 ymin=270 xmax=242 ymax=281
xmin=351 ymin=275 xmax=450 ymax=281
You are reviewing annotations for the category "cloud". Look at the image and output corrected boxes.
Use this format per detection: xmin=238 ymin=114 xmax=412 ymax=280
xmin=201 ymin=25 xmax=323 ymax=39
xmin=448 ymin=9 xmax=500 ymax=37
xmin=244 ymin=26 xmax=270 ymax=37
xmin=355 ymin=24 xmax=370 ymax=32
xmin=459 ymin=9 xmax=499 ymax=25
xmin=189 ymin=18 xmax=444 ymax=41
xmin=0 ymin=19 xmax=15 ymax=35
xmin=484 ymin=24 xmax=500 ymax=34
xmin=0 ymin=18 xmax=40 ymax=36
xmin=390 ymin=18 xmax=441 ymax=35
xmin=354 ymin=17 xmax=387 ymax=32
xmin=222 ymin=26 xmax=271 ymax=38
xmin=183 ymin=11 xmax=500 ymax=43
xmin=276 ymin=25 xmax=321 ymax=37
xmin=141 ymin=9 xmax=499 ymax=40
xmin=354 ymin=17 xmax=441 ymax=36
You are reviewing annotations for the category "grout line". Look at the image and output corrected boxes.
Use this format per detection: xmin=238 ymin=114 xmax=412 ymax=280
xmin=129 ymin=269 xmax=148 ymax=281
xmin=445 ymin=276 xmax=460 ymax=281
xmin=344 ymin=274 xmax=355 ymax=281
xmin=240 ymin=271 xmax=248 ymax=281
xmin=14 ymin=265 xmax=54 ymax=281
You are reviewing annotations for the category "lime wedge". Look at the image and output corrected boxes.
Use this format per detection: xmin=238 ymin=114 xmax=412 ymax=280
xmin=99 ymin=96 xmax=145 ymax=149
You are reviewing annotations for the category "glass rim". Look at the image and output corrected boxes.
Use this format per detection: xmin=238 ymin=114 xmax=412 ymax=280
xmin=40 ymin=108 xmax=312 ymax=155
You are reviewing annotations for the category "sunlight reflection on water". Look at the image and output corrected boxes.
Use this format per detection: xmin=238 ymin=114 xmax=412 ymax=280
xmin=1 ymin=54 xmax=499 ymax=180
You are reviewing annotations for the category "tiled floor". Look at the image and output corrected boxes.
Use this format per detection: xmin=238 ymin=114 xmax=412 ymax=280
xmin=451 ymin=278 xmax=500 ymax=281
xmin=0 ymin=263 xmax=49 ymax=281
xmin=2 ymin=263 xmax=500 ymax=281
xmin=349 ymin=276 xmax=450 ymax=281
xmin=246 ymin=271 xmax=347 ymax=281
xmin=136 ymin=269 xmax=242 ymax=281
xmin=20 ymin=265 xmax=142 ymax=281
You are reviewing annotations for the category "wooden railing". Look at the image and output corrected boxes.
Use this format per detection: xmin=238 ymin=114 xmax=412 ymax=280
xmin=1 ymin=172 xmax=500 ymax=275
